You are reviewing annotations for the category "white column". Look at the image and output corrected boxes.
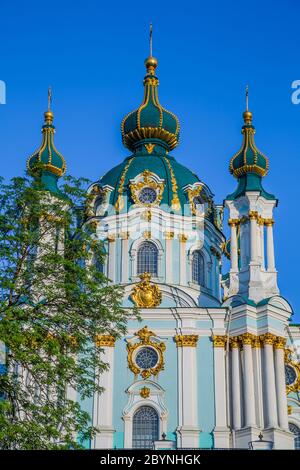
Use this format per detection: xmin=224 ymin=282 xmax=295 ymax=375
xmin=274 ymin=338 xmax=289 ymax=430
xmin=120 ymin=232 xmax=129 ymax=283
xmin=179 ymin=235 xmax=187 ymax=286
xmin=93 ymin=335 xmax=115 ymax=449
xmin=249 ymin=212 xmax=258 ymax=263
xmin=262 ymin=334 xmax=278 ymax=428
xmin=165 ymin=232 xmax=173 ymax=284
xmin=259 ymin=221 xmax=265 ymax=268
xmin=230 ymin=338 xmax=242 ymax=429
xmin=229 ymin=220 xmax=238 ymax=271
xmin=240 ymin=334 xmax=256 ymax=428
xmin=107 ymin=236 xmax=116 ymax=282
xmin=252 ymin=338 xmax=264 ymax=428
xmin=266 ymin=220 xmax=275 ymax=271
xmin=213 ymin=336 xmax=230 ymax=447
xmin=175 ymin=335 xmax=199 ymax=448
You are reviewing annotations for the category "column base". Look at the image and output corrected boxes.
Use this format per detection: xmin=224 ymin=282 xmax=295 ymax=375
xmin=213 ymin=426 xmax=231 ymax=449
xmin=93 ymin=426 xmax=115 ymax=449
xmin=262 ymin=428 xmax=294 ymax=449
xmin=234 ymin=427 xmax=261 ymax=449
xmin=176 ymin=426 xmax=200 ymax=448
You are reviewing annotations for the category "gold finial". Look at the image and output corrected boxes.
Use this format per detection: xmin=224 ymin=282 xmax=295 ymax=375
xmin=243 ymin=84 xmax=252 ymax=125
xmin=44 ymin=86 xmax=54 ymax=124
xmin=144 ymin=23 xmax=158 ymax=75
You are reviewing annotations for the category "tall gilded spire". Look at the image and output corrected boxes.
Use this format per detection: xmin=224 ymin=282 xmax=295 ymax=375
xmin=121 ymin=27 xmax=180 ymax=154
xmin=27 ymin=89 xmax=66 ymax=193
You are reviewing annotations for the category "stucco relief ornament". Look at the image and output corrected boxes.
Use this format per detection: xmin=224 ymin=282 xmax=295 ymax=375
xmin=130 ymin=272 xmax=162 ymax=308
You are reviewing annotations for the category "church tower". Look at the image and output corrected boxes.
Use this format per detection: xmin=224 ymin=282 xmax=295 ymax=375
xmin=223 ymin=92 xmax=295 ymax=449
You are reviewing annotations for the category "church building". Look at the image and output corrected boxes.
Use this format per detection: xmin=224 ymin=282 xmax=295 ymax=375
xmin=26 ymin=49 xmax=300 ymax=450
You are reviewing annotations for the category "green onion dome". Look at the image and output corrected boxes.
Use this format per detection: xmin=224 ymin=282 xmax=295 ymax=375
xmin=226 ymin=106 xmax=275 ymax=201
xmin=229 ymin=110 xmax=269 ymax=178
xmin=27 ymin=109 xmax=66 ymax=193
xmin=121 ymin=56 xmax=180 ymax=153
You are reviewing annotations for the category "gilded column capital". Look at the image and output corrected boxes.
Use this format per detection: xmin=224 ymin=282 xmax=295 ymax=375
xmin=164 ymin=231 xmax=174 ymax=240
xmin=238 ymin=332 xmax=254 ymax=346
xmin=252 ymin=336 xmax=262 ymax=348
xmin=274 ymin=336 xmax=286 ymax=349
xmin=264 ymin=218 xmax=275 ymax=227
xmin=174 ymin=334 xmax=199 ymax=347
xmin=257 ymin=216 xmax=265 ymax=226
xmin=178 ymin=234 xmax=188 ymax=243
xmin=119 ymin=231 xmax=130 ymax=240
xmin=249 ymin=210 xmax=258 ymax=220
xmin=95 ymin=334 xmax=116 ymax=347
xmin=261 ymin=333 xmax=277 ymax=346
xmin=228 ymin=218 xmax=239 ymax=227
xmin=230 ymin=336 xmax=240 ymax=349
xmin=212 ymin=335 xmax=227 ymax=348
xmin=107 ymin=234 xmax=116 ymax=242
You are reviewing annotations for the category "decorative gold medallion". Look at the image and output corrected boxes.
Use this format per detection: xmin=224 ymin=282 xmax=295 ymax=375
xmin=130 ymin=170 xmax=164 ymax=207
xmin=130 ymin=273 xmax=162 ymax=308
xmin=127 ymin=326 xmax=166 ymax=378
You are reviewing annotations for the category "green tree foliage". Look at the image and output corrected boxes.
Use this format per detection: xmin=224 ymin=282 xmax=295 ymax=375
xmin=0 ymin=175 xmax=131 ymax=449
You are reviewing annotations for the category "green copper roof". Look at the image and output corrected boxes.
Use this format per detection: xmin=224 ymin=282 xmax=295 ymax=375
xmin=27 ymin=109 xmax=66 ymax=193
xmin=121 ymin=56 xmax=180 ymax=152
xmin=96 ymin=151 xmax=220 ymax=227
xmin=226 ymin=173 xmax=276 ymax=200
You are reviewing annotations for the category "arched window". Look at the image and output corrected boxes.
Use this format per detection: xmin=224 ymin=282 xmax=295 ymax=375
xmin=137 ymin=241 xmax=158 ymax=276
xmin=192 ymin=250 xmax=205 ymax=286
xmin=289 ymin=423 xmax=300 ymax=449
xmin=132 ymin=406 xmax=159 ymax=449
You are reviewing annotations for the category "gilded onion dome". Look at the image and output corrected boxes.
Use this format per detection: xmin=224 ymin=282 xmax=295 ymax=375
xmin=229 ymin=109 xmax=269 ymax=178
xmin=226 ymin=90 xmax=275 ymax=201
xmin=121 ymin=56 xmax=180 ymax=153
xmin=27 ymin=98 xmax=66 ymax=193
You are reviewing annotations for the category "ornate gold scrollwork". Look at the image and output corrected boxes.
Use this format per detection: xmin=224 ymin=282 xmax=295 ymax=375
xmin=130 ymin=273 xmax=162 ymax=308
xmin=130 ymin=170 xmax=164 ymax=207
xmin=127 ymin=326 xmax=166 ymax=379
xmin=140 ymin=386 xmax=150 ymax=398
xmin=284 ymin=347 xmax=300 ymax=394
xmin=187 ymin=185 xmax=212 ymax=217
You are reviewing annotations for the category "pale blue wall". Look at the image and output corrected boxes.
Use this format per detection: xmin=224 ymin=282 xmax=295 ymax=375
xmin=198 ymin=336 xmax=215 ymax=448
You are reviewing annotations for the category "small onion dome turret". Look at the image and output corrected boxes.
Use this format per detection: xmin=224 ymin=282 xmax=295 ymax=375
xmin=229 ymin=109 xmax=269 ymax=178
xmin=27 ymin=107 xmax=66 ymax=192
xmin=121 ymin=56 xmax=180 ymax=153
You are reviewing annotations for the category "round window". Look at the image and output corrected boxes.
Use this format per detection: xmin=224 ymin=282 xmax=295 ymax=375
xmin=138 ymin=187 xmax=157 ymax=205
xmin=285 ymin=364 xmax=297 ymax=385
xmin=135 ymin=347 xmax=159 ymax=369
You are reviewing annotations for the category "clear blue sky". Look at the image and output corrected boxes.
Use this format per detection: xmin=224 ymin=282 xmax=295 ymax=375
xmin=0 ymin=0 xmax=299 ymax=320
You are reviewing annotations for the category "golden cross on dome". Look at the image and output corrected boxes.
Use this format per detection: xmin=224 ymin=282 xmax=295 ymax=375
xmin=48 ymin=86 xmax=52 ymax=111
xmin=245 ymin=84 xmax=249 ymax=112
xmin=149 ymin=22 xmax=153 ymax=57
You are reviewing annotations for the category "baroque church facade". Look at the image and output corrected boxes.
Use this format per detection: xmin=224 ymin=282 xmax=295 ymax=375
xmin=26 ymin=52 xmax=300 ymax=450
